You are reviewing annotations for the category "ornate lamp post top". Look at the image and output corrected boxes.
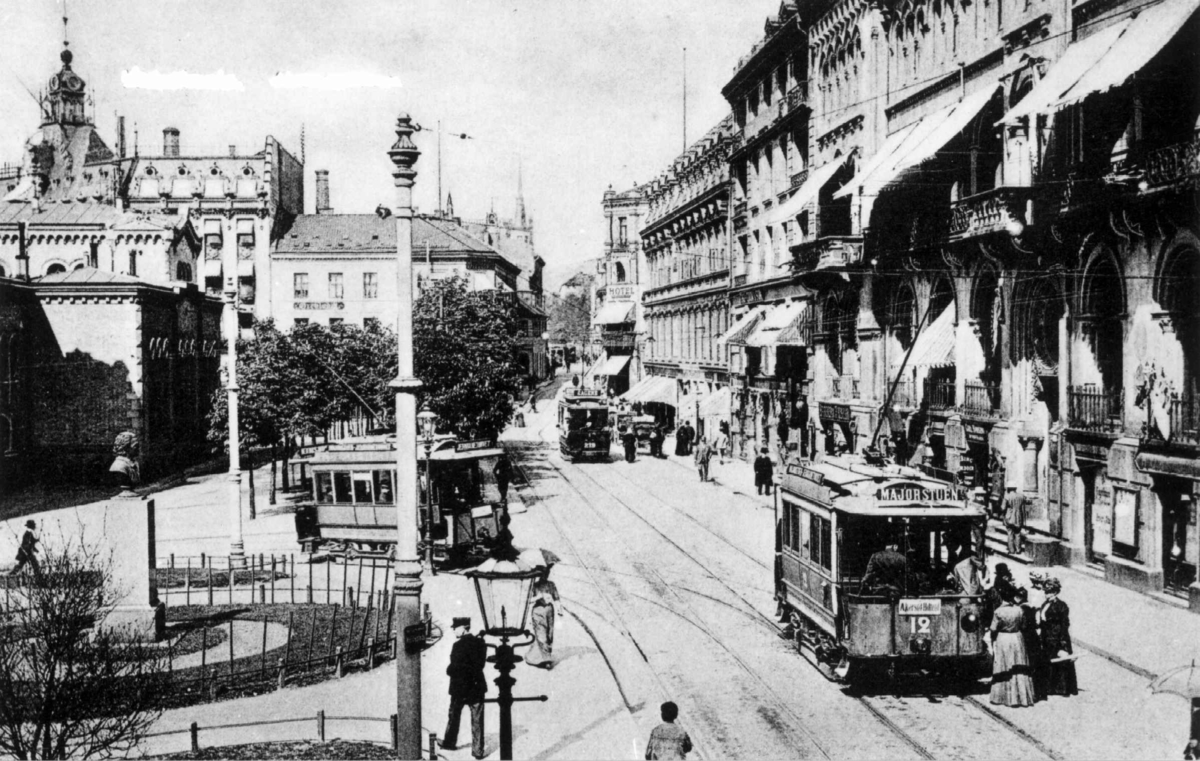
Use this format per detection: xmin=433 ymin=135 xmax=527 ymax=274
xmin=389 ymin=113 xmax=421 ymax=185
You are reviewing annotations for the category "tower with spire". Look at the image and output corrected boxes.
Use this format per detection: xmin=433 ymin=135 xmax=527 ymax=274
xmin=515 ymin=160 xmax=528 ymax=230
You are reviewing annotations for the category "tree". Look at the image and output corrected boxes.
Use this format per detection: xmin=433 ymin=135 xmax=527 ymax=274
xmin=548 ymin=289 xmax=592 ymax=348
xmin=0 ymin=531 xmax=167 ymax=759
xmin=414 ymin=277 xmax=523 ymax=440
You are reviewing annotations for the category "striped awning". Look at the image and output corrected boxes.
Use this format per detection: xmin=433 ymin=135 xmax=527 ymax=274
xmin=906 ymin=303 xmax=956 ymax=369
xmin=622 ymin=376 xmax=678 ymax=406
xmin=717 ymin=307 xmax=766 ymax=347
xmin=744 ymin=302 xmax=807 ymax=347
xmin=595 ymin=354 xmax=631 ymax=376
xmin=595 ymin=301 xmax=635 ymax=325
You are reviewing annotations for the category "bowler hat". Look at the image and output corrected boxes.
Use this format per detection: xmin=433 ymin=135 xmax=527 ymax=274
xmin=451 ymin=617 xmax=471 ymax=630
xmin=24 ymin=520 xmax=35 ymax=529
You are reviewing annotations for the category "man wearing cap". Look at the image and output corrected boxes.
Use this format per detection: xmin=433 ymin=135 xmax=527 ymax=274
xmin=10 ymin=520 xmax=41 ymax=580
xmin=443 ymin=617 xmax=488 ymax=758
xmin=1003 ymin=484 xmax=1027 ymax=555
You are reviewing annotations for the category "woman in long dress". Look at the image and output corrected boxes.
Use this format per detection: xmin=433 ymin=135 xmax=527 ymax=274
xmin=989 ymin=590 xmax=1037 ymax=707
xmin=1040 ymin=577 xmax=1078 ymax=696
xmin=525 ymin=585 xmax=556 ymax=670
xmin=1014 ymin=586 xmax=1047 ymax=701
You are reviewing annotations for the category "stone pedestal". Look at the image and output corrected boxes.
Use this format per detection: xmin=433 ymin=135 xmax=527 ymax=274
xmin=1025 ymin=534 xmax=1063 ymax=567
xmin=99 ymin=494 xmax=164 ymax=641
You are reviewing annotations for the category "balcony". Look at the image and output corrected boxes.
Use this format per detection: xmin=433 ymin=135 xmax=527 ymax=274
xmin=948 ymin=187 xmax=1034 ymax=241
xmin=1143 ymin=393 xmax=1200 ymax=447
xmin=602 ymin=332 xmax=637 ymax=351
xmin=734 ymin=199 xmax=747 ymax=216
xmin=1067 ymin=385 xmax=1123 ymax=433
xmin=1142 ymin=129 xmax=1200 ymax=190
xmin=924 ymin=380 xmax=956 ymax=411
xmin=962 ymin=381 xmax=1000 ymax=417
xmin=791 ymin=235 xmax=864 ymax=273
xmin=786 ymin=83 xmax=808 ymax=113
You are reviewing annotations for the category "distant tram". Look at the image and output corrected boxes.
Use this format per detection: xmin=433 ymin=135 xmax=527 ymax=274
xmin=557 ymin=388 xmax=612 ymax=461
xmin=294 ymin=435 xmax=505 ymax=564
xmin=775 ymin=454 xmax=989 ymax=682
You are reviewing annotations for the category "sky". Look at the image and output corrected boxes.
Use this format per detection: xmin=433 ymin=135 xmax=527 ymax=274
xmin=0 ymin=0 xmax=774 ymax=288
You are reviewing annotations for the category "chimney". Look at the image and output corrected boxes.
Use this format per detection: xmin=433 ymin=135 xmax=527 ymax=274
xmin=163 ymin=127 xmax=180 ymax=158
xmin=117 ymin=116 xmax=126 ymax=159
xmin=315 ymin=169 xmax=332 ymax=214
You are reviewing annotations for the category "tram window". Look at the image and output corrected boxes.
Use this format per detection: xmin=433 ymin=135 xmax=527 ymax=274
xmin=479 ymin=457 xmax=503 ymax=504
xmin=352 ymin=472 xmax=374 ymax=504
xmin=787 ymin=505 xmax=801 ymax=551
xmin=333 ymin=472 xmax=353 ymax=503
xmin=316 ymin=472 xmax=334 ymax=503
xmin=568 ymin=412 xmax=586 ymax=432
xmin=374 ymin=470 xmax=395 ymax=503
xmin=808 ymin=515 xmax=831 ymax=571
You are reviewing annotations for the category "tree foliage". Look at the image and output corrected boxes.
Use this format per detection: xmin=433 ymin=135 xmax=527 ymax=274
xmin=0 ymin=531 xmax=167 ymax=759
xmin=548 ymin=290 xmax=592 ymax=346
xmin=414 ymin=277 xmax=523 ymax=441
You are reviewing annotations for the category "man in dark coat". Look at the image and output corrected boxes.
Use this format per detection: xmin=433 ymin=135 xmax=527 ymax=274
xmin=493 ymin=456 xmax=513 ymax=504
xmin=861 ymin=542 xmax=906 ymax=595
xmin=442 ymin=617 xmax=488 ymax=758
xmin=621 ymin=428 xmax=637 ymax=463
xmin=1003 ymin=484 xmax=1027 ymax=554
xmin=9 ymin=520 xmax=40 ymax=580
xmin=754 ymin=448 xmax=775 ymax=496
xmin=674 ymin=423 xmax=690 ymax=457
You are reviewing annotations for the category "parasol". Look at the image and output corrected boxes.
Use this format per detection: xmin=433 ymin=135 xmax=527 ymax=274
xmin=517 ymin=547 xmax=562 ymax=569
xmin=1149 ymin=660 xmax=1200 ymax=699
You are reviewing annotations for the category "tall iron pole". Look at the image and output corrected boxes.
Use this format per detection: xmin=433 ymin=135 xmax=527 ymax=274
xmin=682 ymin=47 xmax=688 ymax=152
xmin=223 ymin=219 xmax=245 ymax=566
xmin=388 ymin=113 xmax=424 ymax=760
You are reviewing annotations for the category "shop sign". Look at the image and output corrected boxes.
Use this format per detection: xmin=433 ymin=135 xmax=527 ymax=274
xmin=945 ymin=420 xmax=967 ymax=450
xmin=455 ymin=439 xmax=494 ymax=453
xmin=819 ymin=403 xmax=851 ymax=423
xmin=1113 ymin=487 xmax=1139 ymax=548
xmin=787 ymin=464 xmax=825 ymax=484
xmin=295 ymin=301 xmax=345 ymax=310
xmin=965 ymin=423 xmax=990 ymax=444
xmin=1093 ymin=470 xmax=1113 ymax=557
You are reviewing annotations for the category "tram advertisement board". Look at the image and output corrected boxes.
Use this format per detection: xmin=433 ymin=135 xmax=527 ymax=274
xmin=455 ymin=439 xmax=494 ymax=453
xmin=898 ymin=599 xmax=942 ymax=616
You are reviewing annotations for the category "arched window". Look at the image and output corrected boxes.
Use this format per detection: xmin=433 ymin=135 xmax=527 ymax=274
xmin=615 ymin=262 xmax=626 ymax=283
xmin=1081 ymin=253 xmax=1124 ymax=392
xmin=0 ymin=264 xmax=6 ymax=278
xmin=972 ymin=270 xmax=1001 ymax=382
xmin=1158 ymin=245 xmax=1200 ymax=399
xmin=176 ymin=262 xmax=193 ymax=281
xmin=45 ymin=263 xmax=66 ymax=276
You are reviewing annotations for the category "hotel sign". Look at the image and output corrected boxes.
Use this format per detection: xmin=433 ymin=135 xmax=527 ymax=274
xmin=295 ymin=301 xmax=345 ymax=310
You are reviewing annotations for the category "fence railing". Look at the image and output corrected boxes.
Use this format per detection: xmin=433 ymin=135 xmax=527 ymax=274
xmin=1145 ymin=393 xmax=1200 ymax=446
xmin=155 ymin=553 xmax=394 ymax=609
xmin=924 ymin=380 xmax=956 ymax=410
xmin=962 ymin=381 xmax=1000 ymax=417
xmin=1068 ymin=385 xmax=1123 ymax=432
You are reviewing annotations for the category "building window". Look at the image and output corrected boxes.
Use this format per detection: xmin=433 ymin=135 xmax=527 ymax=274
xmin=364 ymin=317 xmax=380 ymax=330
xmin=294 ymin=318 xmax=309 ymax=327
xmin=328 ymin=273 xmax=344 ymax=300
xmin=128 ymin=251 xmax=137 ymax=277
xmin=618 ymin=218 xmax=628 ymax=245
xmin=237 ymin=232 xmax=255 ymax=260
xmin=204 ymin=233 xmax=222 ymax=261
xmin=45 ymin=263 xmax=66 ymax=276
xmin=294 ymin=273 xmax=309 ymax=299
xmin=363 ymin=272 xmax=379 ymax=299
xmin=615 ymin=262 xmax=626 ymax=283
xmin=176 ymin=262 xmax=192 ymax=281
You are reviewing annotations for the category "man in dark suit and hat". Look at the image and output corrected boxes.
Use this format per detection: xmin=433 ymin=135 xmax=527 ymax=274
xmin=442 ymin=617 xmax=488 ymax=758
xmin=10 ymin=520 xmax=41 ymax=580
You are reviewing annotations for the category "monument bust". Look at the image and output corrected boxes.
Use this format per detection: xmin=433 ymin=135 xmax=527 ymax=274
xmin=109 ymin=431 xmax=142 ymax=493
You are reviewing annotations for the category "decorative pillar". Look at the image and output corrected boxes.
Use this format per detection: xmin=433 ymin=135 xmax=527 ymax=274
xmin=388 ymin=114 xmax=424 ymax=761
xmin=223 ymin=214 xmax=245 ymax=566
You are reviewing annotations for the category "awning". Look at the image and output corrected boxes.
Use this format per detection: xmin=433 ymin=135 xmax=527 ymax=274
xmin=595 ymin=301 xmax=634 ymax=325
xmin=622 ymin=376 xmax=677 ymax=406
xmin=998 ymin=22 xmax=1128 ymax=123
xmin=769 ymin=156 xmax=851 ymax=225
xmin=836 ymin=83 xmax=1001 ymax=199
xmin=595 ymin=354 xmax=631 ymax=376
xmin=1136 ymin=452 xmax=1200 ymax=480
xmin=905 ymin=303 xmax=956 ymax=369
xmin=1053 ymin=0 xmax=1200 ymax=109
xmin=776 ymin=306 xmax=812 ymax=346
xmin=745 ymin=302 xmax=807 ymax=347
xmin=717 ymin=307 xmax=766 ymax=347
xmin=698 ymin=387 xmax=731 ymax=418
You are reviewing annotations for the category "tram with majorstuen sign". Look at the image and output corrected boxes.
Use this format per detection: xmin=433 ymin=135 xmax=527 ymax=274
xmin=294 ymin=435 xmax=505 ymax=564
xmin=775 ymin=454 xmax=989 ymax=682
xmin=557 ymin=388 xmax=612 ymax=462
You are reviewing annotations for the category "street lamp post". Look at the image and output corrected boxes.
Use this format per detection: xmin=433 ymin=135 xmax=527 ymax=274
xmin=388 ymin=113 xmax=424 ymax=760
xmin=222 ymin=228 xmax=245 ymax=566
xmin=417 ymin=404 xmax=437 ymax=576
xmin=466 ymin=556 xmax=548 ymax=761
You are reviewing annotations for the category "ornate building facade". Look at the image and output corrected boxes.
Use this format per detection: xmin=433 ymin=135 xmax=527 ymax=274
xmin=763 ymin=0 xmax=1200 ymax=604
xmin=591 ymin=186 xmax=648 ymax=396
xmin=640 ymin=117 xmax=736 ymax=436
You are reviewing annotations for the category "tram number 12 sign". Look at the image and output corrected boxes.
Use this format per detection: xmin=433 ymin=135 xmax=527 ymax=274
xmin=898 ymin=598 xmax=942 ymax=616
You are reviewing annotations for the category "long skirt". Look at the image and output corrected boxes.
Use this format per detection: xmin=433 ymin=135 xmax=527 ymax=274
xmin=525 ymin=620 xmax=553 ymax=668
xmin=990 ymin=632 xmax=1037 ymax=707
xmin=1047 ymin=657 xmax=1078 ymax=696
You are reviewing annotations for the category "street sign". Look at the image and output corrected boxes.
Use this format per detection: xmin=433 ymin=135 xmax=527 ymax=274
xmin=455 ymin=439 xmax=494 ymax=453
xmin=403 ymin=623 xmax=428 ymax=653
xmin=898 ymin=599 xmax=942 ymax=616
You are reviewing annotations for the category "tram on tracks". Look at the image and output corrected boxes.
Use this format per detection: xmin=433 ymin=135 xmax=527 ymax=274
xmin=557 ymin=388 xmax=612 ymax=462
xmin=294 ymin=435 xmax=505 ymax=565
xmin=775 ymin=454 xmax=989 ymax=682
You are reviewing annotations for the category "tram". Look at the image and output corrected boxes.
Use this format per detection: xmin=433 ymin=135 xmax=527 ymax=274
xmin=294 ymin=435 xmax=505 ymax=564
xmin=775 ymin=454 xmax=989 ymax=682
xmin=557 ymin=388 xmax=612 ymax=461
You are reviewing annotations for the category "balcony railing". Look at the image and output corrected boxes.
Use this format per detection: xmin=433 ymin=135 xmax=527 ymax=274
xmin=601 ymin=332 xmax=636 ymax=350
xmin=948 ymin=187 xmax=1033 ymax=241
xmin=1067 ymin=385 xmax=1123 ymax=433
xmin=962 ymin=381 xmax=1000 ymax=417
xmin=791 ymin=235 xmax=864 ymax=272
xmin=786 ymin=83 xmax=808 ymax=112
xmin=1143 ymin=129 xmax=1200 ymax=189
xmin=924 ymin=380 xmax=956 ymax=410
xmin=1144 ymin=393 xmax=1200 ymax=447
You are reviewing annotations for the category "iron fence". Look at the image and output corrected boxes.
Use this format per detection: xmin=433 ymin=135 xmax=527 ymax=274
xmin=1068 ymin=385 xmax=1123 ymax=432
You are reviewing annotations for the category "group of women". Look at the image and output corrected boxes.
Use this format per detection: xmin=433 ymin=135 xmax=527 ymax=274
xmin=989 ymin=572 xmax=1079 ymax=707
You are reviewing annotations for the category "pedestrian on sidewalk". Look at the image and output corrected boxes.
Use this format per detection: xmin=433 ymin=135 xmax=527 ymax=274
xmin=989 ymin=589 xmax=1037 ymax=707
xmin=713 ymin=426 xmax=730 ymax=466
xmin=1014 ymin=586 xmax=1047 ymax=701
xmin=645 ymin=701 xmax=693 ymax=760
xmin=754 ymin=448 xmax=775 ymax=496
xmin=1003 ymin=484 xmax=1027 ymax=554
xmin=525 ymin=583 xmax=556 ymax=670
xmin=674 ymin=422 xmax=691 ymax=457
xmin=694 ymin=439 xmax=712 ymax=482
xmin=493 ymin=455 xmax=513 ymax=504
xmin=442 ymin=618 xmax=488 ymax=759
xmin=9 ymin=520 xmax=41 ymax=581
xmin=1039 ymin=577 xmax=1079 ymax=697
xmin=621 ymin=427 xmax=637 ymax=463
xmin=650 ymin=426 xmax=665 ymax=459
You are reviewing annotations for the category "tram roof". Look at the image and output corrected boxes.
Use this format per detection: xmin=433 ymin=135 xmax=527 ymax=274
xmin=781 ymin=454 xmax=984 ymax=517
xmin=309 ymin=436 xmax=503 ymax=466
